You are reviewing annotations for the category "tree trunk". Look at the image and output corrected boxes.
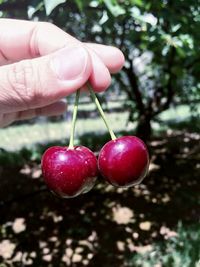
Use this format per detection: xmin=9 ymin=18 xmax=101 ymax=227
xmin=136 ymin=115 xmax=152 ymax=141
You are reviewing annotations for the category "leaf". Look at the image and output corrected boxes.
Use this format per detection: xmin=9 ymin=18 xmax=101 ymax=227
xmin=171 ymin=24 xmax=181 ymax=33
xmin=89 ymin=0 xmax=101 ymax=8
xmin=28 ymin=2 xmax=43 ymax=19
xmin=75 ymin=0 xmax=83 ymax=11
xmin=99 ymin=10 xmax=109 ymax=25
xmin=176 ymin=47 xmax=186 ymax=58
xmin=130 ymin=0 xmax=143 ymax=7
xmin=44 ymin=0 xmax=66 ymax=16
xmin=103 ymin=0 xmax=125 ymax=17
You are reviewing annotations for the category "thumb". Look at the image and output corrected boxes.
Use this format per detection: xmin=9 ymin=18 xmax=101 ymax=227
xmin=0 ymin=46 xmax=91 ymax=113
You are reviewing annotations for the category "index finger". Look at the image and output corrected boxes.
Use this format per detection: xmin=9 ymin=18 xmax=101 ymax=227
xmin=0 ymin=19 xmax=77 ymax=64
xmin=0 ymin=19 xmax=124 ymax=73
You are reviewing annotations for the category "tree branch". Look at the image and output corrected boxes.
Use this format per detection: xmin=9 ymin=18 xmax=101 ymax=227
xmin=119 ymin=19 xmax=127 ymax=51
xmin=124 ymin=60 xmax=145 ymax=115
xmin=153 ymin=46 xmax=176 ymax=116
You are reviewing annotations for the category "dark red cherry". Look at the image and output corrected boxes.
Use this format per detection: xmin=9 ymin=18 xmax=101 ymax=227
xmin=98 ymin=136 xmax=149 ymax=187
xmin=41 ymin=146 xmax=98 ymax=198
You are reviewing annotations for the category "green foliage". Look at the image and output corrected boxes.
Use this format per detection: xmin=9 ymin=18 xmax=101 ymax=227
xmin=103 ymin=0 xmax=126 ymax=17
xmin=0 ymin=130 xmax=129 ymax=167
xmin=0 ymin=148 xmax=33 ymax=167
xmin=44 ymin=0 xmax=66 ymax=15
xmin=0 ymin=0 xmax=200 ymax=137
xmin=130 ymin=222 xmax=200 ymax=267
xmin=164 ymin=115 xmax=200 ymax=133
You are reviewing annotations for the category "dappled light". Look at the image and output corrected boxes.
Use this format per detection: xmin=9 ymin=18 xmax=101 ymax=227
xmin=112 ymin=206 xmax=134 ymax=225
xmin=0 ymin=131 xmax=199 ymax=266
xmin=0 ymin=0 xmax=199 ymax=265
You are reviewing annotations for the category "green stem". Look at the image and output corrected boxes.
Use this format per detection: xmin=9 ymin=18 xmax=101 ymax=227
xmin=87 ymin=83 xmax=116 ymax=140
xmin=68 ymin=89 xmax=80 ymax=149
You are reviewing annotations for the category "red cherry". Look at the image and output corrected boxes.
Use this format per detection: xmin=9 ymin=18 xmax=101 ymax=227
xmin=41 ymin=146 xmax=98 ymax=198
xmin=98 ymin=136 xmax=149 ymax=187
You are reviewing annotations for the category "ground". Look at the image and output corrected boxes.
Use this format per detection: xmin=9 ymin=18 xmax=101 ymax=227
xmin=0 ymin=130 xmax=199 ymax=267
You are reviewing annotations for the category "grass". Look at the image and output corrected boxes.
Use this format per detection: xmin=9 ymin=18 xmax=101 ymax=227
xmin=129 ymin=222 xmax=200 ymax=267
xmin=0 ymin=112 xmax=129 ymax=151
xmin=0 ymin=102 xmax=199 ymax=151
xmin=0 ymin=123 xmax=199 ymax=266
xmin=159 ymin=104 xmax=200 ymax=120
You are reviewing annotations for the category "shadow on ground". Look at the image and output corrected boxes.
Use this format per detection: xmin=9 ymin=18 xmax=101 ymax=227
xmin=0 ymin=132 xmax=199 ymax=267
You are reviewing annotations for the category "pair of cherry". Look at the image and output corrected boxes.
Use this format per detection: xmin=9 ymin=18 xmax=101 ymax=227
xmin=41 ymin=85 xmax=149 ymax=198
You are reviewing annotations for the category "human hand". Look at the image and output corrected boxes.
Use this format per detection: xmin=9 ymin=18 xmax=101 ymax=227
xmin=0 ymin=19 xmax=124 ymax=127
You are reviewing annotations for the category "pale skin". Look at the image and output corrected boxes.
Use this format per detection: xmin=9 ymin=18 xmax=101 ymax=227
xmin=0 ymin=19 xmax=125 ymax=127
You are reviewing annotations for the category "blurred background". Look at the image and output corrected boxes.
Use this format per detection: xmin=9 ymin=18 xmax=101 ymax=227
xmin=0 ymin=0 xmax=200 ymax=266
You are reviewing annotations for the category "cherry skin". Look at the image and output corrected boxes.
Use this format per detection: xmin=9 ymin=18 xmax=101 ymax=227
xmin=41 ymin=146 xmax=98 ymax=198
xmin=98 ymin=136 xmax=149 ymax=187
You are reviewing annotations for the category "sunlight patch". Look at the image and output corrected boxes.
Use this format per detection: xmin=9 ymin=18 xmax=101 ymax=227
xmin=12 ymin=218 xmax=26 ymax=234
xmin=113 ymin=206 xmax=134 ymax=225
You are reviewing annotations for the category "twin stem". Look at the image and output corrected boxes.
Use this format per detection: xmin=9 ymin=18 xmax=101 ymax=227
xmin=68 ymin=83 xmax=116 ymax=149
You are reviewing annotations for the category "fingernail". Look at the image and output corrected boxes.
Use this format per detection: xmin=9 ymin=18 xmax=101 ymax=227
xmin=51 ymin=46 xmax=88 ymax=80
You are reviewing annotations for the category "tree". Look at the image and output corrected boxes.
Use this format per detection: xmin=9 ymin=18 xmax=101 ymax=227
xmin=0 ymin=0 xmax=200 ymax=140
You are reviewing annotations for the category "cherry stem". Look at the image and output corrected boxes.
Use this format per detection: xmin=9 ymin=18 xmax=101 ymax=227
xmin=87 ymin=83 xmax=116 ymax=140
xmin=68 ymin=89 xmax=80 ymax=149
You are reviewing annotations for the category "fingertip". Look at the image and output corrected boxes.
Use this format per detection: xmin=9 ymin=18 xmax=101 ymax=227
xmin=89 ymin=67 xmax=111 ymax=92
xmin=85 ymin=43 xmax=125 ymax=73
xmin=110 ymin=47 xmax=125 ymax=73
xmin=87 ymin=48 xmax=112 ymax=92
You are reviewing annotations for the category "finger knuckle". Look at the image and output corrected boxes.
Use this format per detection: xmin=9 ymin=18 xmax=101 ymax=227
xmin=7 ymin=60 xmax=38 ymax=109
xmin=38 ymin=21 xmax=57 ymax=33
xmin=30 ymin=21 xmax=58 ymax=57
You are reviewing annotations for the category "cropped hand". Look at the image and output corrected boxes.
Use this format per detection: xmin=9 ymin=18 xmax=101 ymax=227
xmin=0 ymin=19 xmax=124 ymax=127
